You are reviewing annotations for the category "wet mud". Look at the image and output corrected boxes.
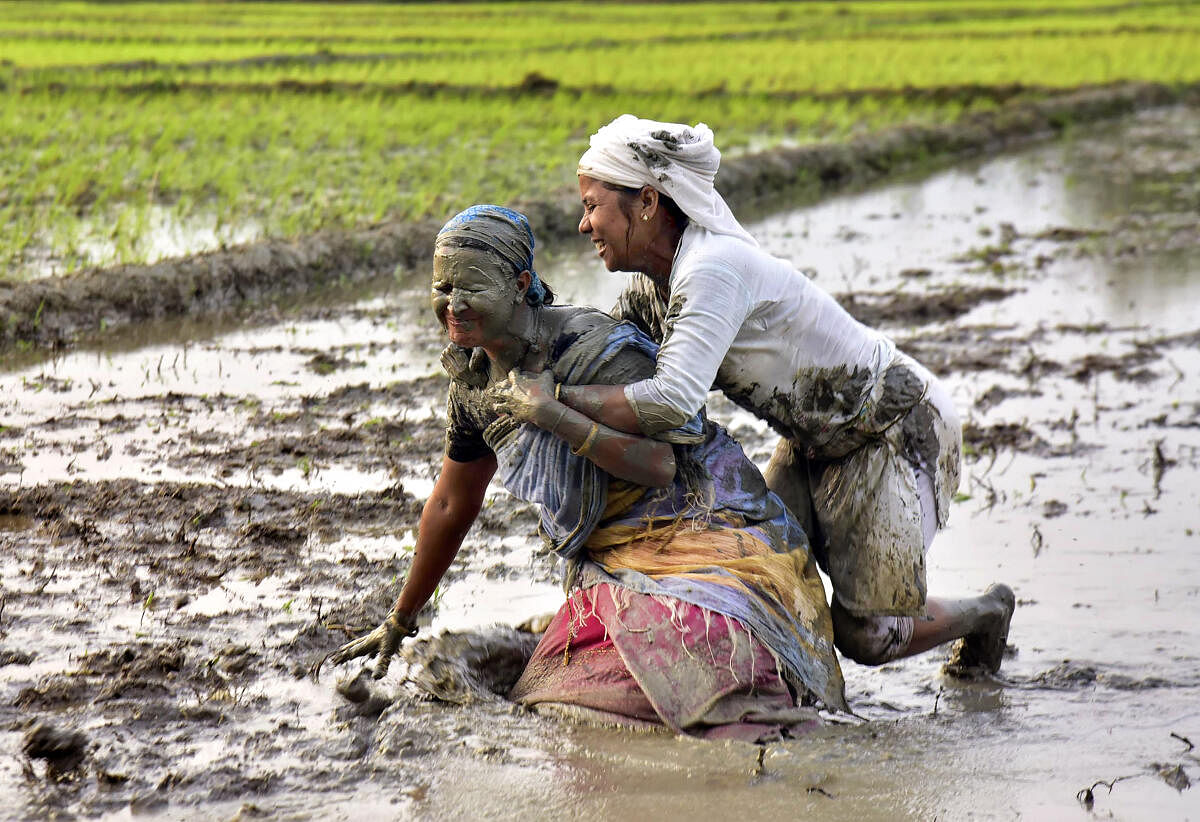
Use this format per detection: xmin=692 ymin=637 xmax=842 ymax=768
xmin=0 ymin=217 xmax=441 ymax=354
xmin=2 ymin=106 xmax=1199 ymax=819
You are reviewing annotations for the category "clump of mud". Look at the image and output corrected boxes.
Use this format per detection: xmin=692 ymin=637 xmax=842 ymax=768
xmin=1029 ymin=661 xmax=1178 ymax=691
xmin=399 ymin=628 xmax=541 ymax=704
xmin=331 ymin=626 xmax=541 ymax=714
xmin=22 ymin=721 xmax=89 ymax=778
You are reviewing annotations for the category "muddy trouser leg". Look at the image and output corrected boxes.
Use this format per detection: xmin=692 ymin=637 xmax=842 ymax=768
xmin=766 ymin=436 xmax=940 ymax=665
xmin=829 ymin=461 xmax=937 ymax=665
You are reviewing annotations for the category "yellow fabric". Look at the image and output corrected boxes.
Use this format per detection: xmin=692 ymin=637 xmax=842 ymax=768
xmin=584 ymin=479 xmax=836 ymax=673
xmin=592 ymin=479 xmax=647 ymax=526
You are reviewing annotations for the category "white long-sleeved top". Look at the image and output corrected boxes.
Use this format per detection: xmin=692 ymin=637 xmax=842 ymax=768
xmin=620 ymin=224 xmax=918 ymax=460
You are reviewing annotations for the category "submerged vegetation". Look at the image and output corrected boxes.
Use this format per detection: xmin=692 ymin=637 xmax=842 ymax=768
xmin=1 ymin=0 xmax=1198 ymax=279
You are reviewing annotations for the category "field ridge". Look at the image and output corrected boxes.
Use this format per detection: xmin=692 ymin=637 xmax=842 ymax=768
xmin=2 ymin=80 xmax=1194 ymax=356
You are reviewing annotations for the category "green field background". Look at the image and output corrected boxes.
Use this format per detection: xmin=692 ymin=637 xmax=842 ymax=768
xmin=2 ymin=1 xmax=1197 ymax=279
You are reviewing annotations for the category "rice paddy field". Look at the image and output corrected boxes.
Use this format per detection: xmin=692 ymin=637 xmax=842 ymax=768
xmin=1 ymin=0 xmax=1199 ymax=281
xmin=4 ymin=3 xmax=1200 ymax=820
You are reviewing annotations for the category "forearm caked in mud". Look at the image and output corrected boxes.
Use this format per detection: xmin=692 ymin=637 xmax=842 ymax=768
xmin=556 ymin=382 xmax=646 ymax=435
xmin=489 ymin=370 xmax=676 ymax=487
xmin=532 ymin=397 xmax=675 ymax=487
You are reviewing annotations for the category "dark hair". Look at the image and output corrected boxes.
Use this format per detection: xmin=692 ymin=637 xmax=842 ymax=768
xmin=601 ymin=181 xmax=689 ymax=233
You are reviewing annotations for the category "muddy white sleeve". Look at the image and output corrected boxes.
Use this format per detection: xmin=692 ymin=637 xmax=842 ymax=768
xmin=624 ymin=260 xmax=751 ymax=432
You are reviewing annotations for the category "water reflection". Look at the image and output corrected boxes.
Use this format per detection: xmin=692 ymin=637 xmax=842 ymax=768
xmin=749 ymin=106 xmax=1200 ymax=333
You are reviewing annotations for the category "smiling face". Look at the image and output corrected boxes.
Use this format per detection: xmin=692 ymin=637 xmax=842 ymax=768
xmin=431 ymin=245 xmax=522 ymax=351
xmin=578 ymin=175 xmax=641 ymax=272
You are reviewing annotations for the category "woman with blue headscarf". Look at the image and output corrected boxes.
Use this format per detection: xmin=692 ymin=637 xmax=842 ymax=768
xmin=328 ymin=205 xmax=847 ymax=739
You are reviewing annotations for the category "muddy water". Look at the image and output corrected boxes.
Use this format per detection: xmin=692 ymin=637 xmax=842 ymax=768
xmin=2 ymin=107 xmax=1198 ymax=820
xmin=67 ymin=207 xmax=263 ymax=278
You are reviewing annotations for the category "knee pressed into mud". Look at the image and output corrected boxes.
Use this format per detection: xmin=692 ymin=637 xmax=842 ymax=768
xmin=831 ymin=599 xmax=916 ymax=666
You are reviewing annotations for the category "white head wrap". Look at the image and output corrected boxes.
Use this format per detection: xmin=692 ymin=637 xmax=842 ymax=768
xmin=577 ymin=114 xmax=758 ymax=247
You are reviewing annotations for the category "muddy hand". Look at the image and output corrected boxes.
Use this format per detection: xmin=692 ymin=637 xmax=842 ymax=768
xmin=440 ymin=343 xmax=471 ymax=381
xmin=485 ymin=369 xmax=556 ymax=424
xmin=325 ymin=611 xmax=418 ymax=680
xmin=440 ymin=344 xmax=489 ymax=388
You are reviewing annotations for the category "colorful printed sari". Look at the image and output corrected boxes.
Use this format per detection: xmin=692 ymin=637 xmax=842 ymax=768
xmin=484 ymin=319 xmax=846 ymax=736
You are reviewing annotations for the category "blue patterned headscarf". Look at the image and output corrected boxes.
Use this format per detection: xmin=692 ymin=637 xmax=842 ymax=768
xmin=436 ymin=205 xmax=548 ymax=305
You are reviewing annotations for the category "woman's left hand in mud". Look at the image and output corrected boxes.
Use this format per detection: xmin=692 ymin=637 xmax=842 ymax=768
xmin=322 ymin=611 xmax=418 ymax=680
xmin=485 ymin=369 xmax=557 ymax=424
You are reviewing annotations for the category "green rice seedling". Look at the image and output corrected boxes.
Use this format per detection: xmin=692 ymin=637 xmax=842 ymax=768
xmin=1 ymin=0 xmax=1197 ymax=280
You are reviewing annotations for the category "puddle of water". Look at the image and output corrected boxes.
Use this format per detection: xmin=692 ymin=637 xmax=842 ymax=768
xmin=431 ymin=533 xmax=564 ymax=632
xmin=35 ymin=205 xmax=262 ymax=279
xmin=215 ymin=463 xmax=398 ymax=496
xmin=313 ymin=531 xmax=416 ymax=564
xmin=754 ymin=107 xmax=1200 ymax=334
xmin=186 ymin=575 xmax=293 ymax=619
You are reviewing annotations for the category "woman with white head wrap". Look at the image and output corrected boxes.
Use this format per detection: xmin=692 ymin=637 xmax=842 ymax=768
xmin=576 ymin=114 xmax=757 ymax=246
xmin=555 ymin=114 xmax=1015 ymax=677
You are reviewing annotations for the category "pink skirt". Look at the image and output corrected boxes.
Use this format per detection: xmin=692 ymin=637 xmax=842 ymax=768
xmin=509 ymin=583 xmax=822 ymax=742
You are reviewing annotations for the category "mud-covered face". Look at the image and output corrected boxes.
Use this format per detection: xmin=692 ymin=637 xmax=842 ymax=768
xmin=431 ymin=246 xmax=522 ymax=350
xmin=578 ymin=175 xmax=639 ymax=272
